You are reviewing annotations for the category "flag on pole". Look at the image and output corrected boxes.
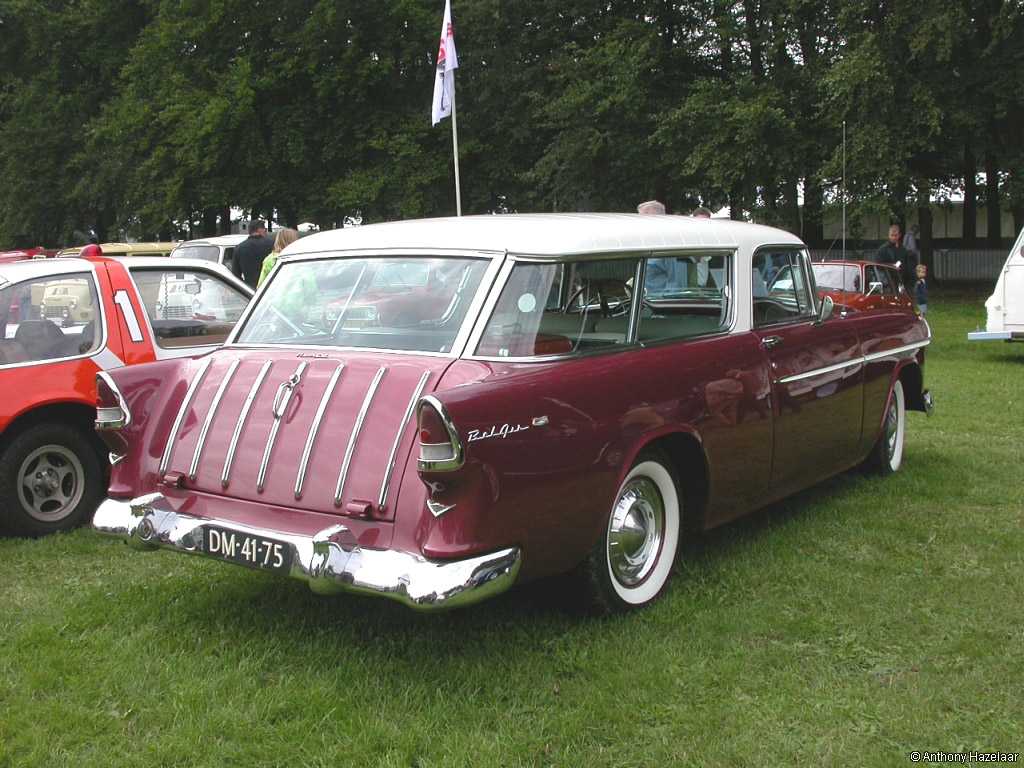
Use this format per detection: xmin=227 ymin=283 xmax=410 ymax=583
xmin=431 ymin=0 xmax=458 ymax=126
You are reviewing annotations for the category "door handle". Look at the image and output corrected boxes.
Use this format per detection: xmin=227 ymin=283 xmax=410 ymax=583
xmin=761 ymin=335 xmax=782 ymax=350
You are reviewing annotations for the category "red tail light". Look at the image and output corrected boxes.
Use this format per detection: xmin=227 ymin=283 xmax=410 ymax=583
xmin=96 ymin=372 xmax=130 ymax=431
xmin=417 ymin=396 xmax=464 ymax=472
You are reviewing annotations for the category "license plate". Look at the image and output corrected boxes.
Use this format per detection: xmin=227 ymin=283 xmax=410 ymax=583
xmin=203 ymin=526 xmax=292 ymax=573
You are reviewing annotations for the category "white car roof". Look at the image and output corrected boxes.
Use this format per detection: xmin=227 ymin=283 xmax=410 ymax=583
xmin=283 ymin=213 xmax=805 ymax=260
xmin=173 ymin=234 xmax=248 ymax=249
xmin=0 ymin=256 xmax=252 ymax=295
xmin=0 ymin=257 xmax=97 ymax=284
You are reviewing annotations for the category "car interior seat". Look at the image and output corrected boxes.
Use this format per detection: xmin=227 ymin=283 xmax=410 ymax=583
xmin=14 ymin=319 xmax=65 ymax=362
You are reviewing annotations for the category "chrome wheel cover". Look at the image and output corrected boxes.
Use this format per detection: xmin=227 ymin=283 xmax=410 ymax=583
xmin=16 ymin=444 xmax=84 ymax=522
xmin=607 ymin=477 xmax=665 ymax=587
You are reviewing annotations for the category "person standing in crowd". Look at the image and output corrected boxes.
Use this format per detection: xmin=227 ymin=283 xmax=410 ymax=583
xmin=903 ymin=223 xmax=920 ymax=262
xmin=914 ymin=264 xmax=929 ymax=315
xmin=257 ymin=228 xmax=299 ymax=288
xmin=637 ymin=200 xmax=680 ymax=292
xmin=232 ymin=220 xmax=274 ymax=289
xmin=637 ymin=200 xmax=666 ymax=215
xmin=876 ymin=223 xmax=915 ymax=286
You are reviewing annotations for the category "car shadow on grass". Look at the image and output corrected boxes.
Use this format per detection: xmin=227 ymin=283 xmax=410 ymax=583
xmin=116 ymin=466 xmax=891 ymax=656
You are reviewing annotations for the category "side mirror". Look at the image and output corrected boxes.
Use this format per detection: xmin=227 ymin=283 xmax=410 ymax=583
xmin=817 ymin=294 xmax=834 ymax=323
xmin=866 ymin=281 xmax=883 ymax=296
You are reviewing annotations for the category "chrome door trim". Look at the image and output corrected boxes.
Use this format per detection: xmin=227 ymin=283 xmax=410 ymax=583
xmin=294 ymin=363 xmax=345 ymax=500
xmin=159 ymin=356 xmax=213 ymax=475
xmin=377 ymin=370 xmax=431 ymax=509
xmin=257 ymin=362 xmax=308 ymax=492
xmin=221 ymin=360 xmax=272 ymax=488
xmin=188 ymin=358 xmax=240 ymax=480
xmin=777 ymin=358 xmax=863 ymax=385
xmin=334 ymin=366 xmax=387 ymax=506
xmin=862 ymin=339 xmax=930 ymax=363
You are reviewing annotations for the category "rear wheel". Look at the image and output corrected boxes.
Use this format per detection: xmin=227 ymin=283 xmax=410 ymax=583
xmin=579 ymin=451 xmax=681 ymax=612
xmin=868 ymin=379 xmax=905 ymax=474
xmin=0 ymin=423 xmax=103 ymax=536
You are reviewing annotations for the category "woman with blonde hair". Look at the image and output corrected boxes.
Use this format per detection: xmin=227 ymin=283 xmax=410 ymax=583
xmin=257 ymin=227 xmax=299 ymax=288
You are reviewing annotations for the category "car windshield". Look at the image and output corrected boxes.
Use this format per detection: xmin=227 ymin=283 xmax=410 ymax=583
xmin=812 ymin=264 xmax=861 ymax=292
xmin=171 ymin=245 xmax=220 ymax=262
xmin=234 ymin=256 xmax=490 ymax=353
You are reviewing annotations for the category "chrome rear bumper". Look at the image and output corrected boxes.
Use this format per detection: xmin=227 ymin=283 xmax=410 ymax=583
xmin=93 ymin=494 xmax=522 ymax=612
xmin=967 ymin=330 xmax=1023 ymax=341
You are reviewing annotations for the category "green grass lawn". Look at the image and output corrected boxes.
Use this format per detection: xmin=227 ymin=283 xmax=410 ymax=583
xmin=2 ymin=287 xmax=1021 ymax=767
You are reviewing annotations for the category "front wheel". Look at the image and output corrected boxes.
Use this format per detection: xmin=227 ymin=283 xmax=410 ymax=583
xmin=868 ymin=379 xmax=905 ymax=474
xmin=579 ymin=451 xmax=681 ymax=612
xmin=0 ymin=423 xmax=103 ymax=536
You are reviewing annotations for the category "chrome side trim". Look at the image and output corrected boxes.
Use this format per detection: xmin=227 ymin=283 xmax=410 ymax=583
xmin=334 ymin=366 xmax=387 ymax=506
xmin=778 ymin=358 xmax=863 ymax=385
xmin=188 ymin=359 xmax=240 ymax=480
xmin=257 ymin=362 xmax=308 ymax=492
xmin=221 ymin=360 xmax=272 ymax=488
xmin=159 ymin=356 xmax=214 ymax=475
xmin=378 ymin=370 xmax=431 ymax=509
xmin=777 ymin=339 xmax=931 ymax=385
xmin=92 ymin=494 xmax=522 ymax=612
xmin=862 ymin=339 xmax=930 ymax=363
xmin=294 ymin=363 xmax=345 ymax=500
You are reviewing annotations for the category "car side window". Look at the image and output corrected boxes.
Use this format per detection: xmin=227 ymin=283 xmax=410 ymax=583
xmin=878 ymin=267 xmax=897 ymax=295
xmin=129 ymin=268 xmax=250 ymax=349
xmin=637 ymin=252 xmax=731 ymax=342
xmin=752 ymin=250 xmax=814 ymax=327
xmin=476 ymin=258 xmax=639 ymax=357
xmin=0 ymin=272 xmax=101 ymax=365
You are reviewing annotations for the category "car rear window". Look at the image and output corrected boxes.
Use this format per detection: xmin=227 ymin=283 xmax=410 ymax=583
xmin=812 ymin=264 xmax=861 ymax=292
xmin=171 ymin=245 xmax=220 ymax=262
xmin=234 ymin=257 xmax=490 ymax=354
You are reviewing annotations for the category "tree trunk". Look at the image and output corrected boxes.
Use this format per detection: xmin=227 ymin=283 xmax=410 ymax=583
xmin=781 ymin=177 xmax=800 ymax=236
xmin=963 ymin=146 xmax=977 ymax=245
xmin=803 ymin=175 xmax=824 ymax=247
xmin=201 ymin=207 xmax=218 ymax=237
xmin=917 ymin=181 xmax=933 ymax=271
xmin=219 ymin=206 xmax=231 ymax=235
xmin=985 ymin=151 xmax=1000 ymax=246
xmin=729 ymin=189 xmax=744 ymax=221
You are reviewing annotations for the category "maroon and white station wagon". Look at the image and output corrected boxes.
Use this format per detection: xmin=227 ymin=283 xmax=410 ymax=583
xmin=93 ymin=214 xmax=933 ymax=611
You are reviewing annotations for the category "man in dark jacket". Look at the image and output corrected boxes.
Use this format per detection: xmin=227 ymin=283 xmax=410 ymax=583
xmin=875 ymin=223 xmax=915 ymax=287
xmin=232 ymin=220 xmax=274 ymax=289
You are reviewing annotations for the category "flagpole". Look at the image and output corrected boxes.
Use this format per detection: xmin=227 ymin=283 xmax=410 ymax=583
xmin=842 ymin=120 xmax=847 ymax=260
xmin=451 ymin=83 xmax=462 ymax=217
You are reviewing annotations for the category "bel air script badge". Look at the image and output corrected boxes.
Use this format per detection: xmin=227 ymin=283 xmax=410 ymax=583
xmin=468 ymin=422 xmax=531 ymax=442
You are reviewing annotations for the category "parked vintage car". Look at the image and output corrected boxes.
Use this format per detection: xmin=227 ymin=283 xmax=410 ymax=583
xmin=0 ymin=256 xmax=252 ymax=535
xmin=170 ymin=234 xmax=248 ymax=272
xmin=93 ymin=214 xmax=933 ymax=611
xmin=58 ymin=242 xmax=179 ymax=259
xmin=810 ymin=260 xmax=915 ymax=314
xmin=967 ymin=226 xmax=1024 ymax=342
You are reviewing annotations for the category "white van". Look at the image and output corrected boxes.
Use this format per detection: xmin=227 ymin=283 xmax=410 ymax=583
xmin=169 ymin=234 xmax=247 ymax=272
xmin=968 ymin=226 xmax=1024 ymax=341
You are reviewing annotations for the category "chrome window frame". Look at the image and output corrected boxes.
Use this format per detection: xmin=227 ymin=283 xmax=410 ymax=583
xmin=224 ymin=250 xmax=506 ymax=359
xmin=634 ymin=249 xmax=738 ymax=348
xmin=465 ymin=248 xmax=738 ymax=363
xmin=125 ymin=264 xmax=252 ymax=360
xmin=0 ymin=266 xmax=109 ymax=371
xmin=750 ymin=245 xmax=818 ymax=329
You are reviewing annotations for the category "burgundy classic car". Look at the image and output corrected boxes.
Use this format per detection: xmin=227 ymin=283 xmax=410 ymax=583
xmin=810 ymin=260 xmax=914 ymax=314
xmin=93 ymin=214 xmax=932 ymax=611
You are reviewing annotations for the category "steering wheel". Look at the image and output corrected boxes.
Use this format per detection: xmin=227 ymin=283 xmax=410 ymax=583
xmin=563 ymin=279 xmax=635 ymax=318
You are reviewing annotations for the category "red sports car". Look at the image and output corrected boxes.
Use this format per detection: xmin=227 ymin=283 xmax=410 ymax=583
xmin=0 ymin=255 xmax=251 ymax=535
xmin=810 ymin=260 xmax=915 ymax=314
